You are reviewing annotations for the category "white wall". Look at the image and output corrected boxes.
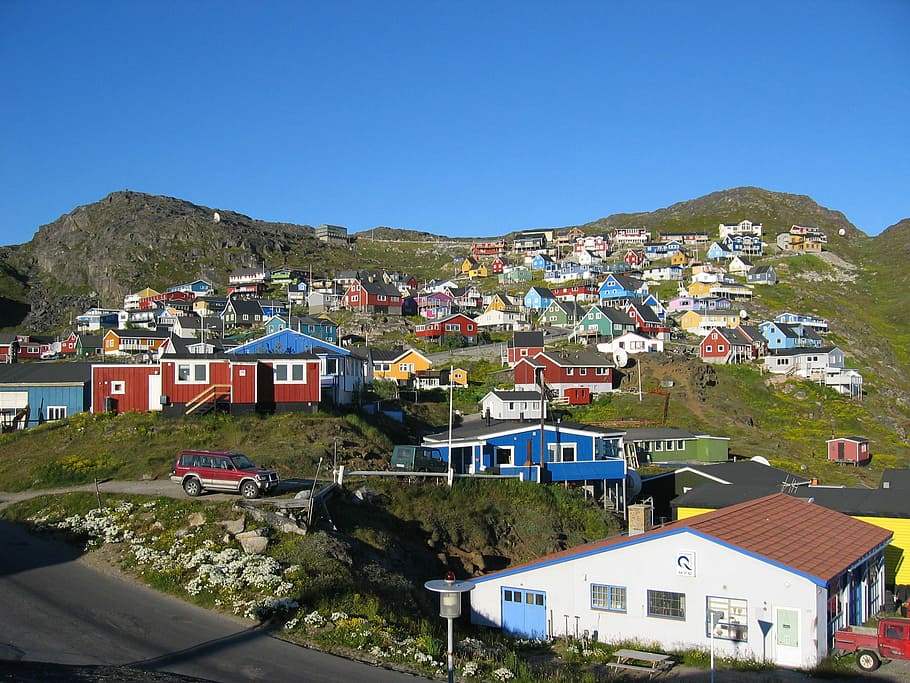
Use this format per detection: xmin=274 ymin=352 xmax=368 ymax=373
xmin=470 ymin=529 xmax=825 ymax=668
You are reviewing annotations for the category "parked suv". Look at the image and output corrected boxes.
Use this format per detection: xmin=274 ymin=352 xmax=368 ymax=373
xmin=170 ymin=450 xmax=280 ymax=499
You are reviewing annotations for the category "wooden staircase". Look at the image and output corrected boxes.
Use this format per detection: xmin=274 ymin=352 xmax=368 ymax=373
xmin=185 ymin=384 xmax=231 ymax=415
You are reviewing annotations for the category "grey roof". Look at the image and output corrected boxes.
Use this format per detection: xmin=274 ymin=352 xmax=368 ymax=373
xmin=487 ymin=389 xmax=542 ymax=401
xmin=671 ymin=481 xmax=910 ymax=519
xmin=768 ymin=346 xmax=838 ymax=357
xmin=109 ymin=329 xmax=171 ymax=339
xmin=509 ymin=331 xmax=544 ymax=348
xmin=540 ymin=349 xmax=611 ymax=367
xmin=880 ymin=469 xmax=910 ymax=490
xmin=370 ymin=347 xmax=406 ymax=362
xmin=0 ymin=362 xmax=94 ymax=384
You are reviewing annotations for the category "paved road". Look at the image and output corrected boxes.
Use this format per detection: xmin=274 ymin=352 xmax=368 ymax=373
xmin=0 ymin=488 xmax=422 ymax=683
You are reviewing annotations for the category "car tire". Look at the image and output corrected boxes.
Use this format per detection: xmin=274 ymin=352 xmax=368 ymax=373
xmin=856 ymin=650 xmax=880 ymax=672
xmin=183 ymin=478 xmax=202 ymax=497
xmin=240 ymin=480 xmax=261 ymax=499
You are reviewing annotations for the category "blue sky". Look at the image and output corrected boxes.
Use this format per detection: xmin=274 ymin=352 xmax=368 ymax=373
xmin=1 ymin=1 xmax=907 ymax=247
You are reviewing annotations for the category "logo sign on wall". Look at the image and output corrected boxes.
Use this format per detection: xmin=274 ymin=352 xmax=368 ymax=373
xmin=676 ymin=550 xmax=696 ymax=577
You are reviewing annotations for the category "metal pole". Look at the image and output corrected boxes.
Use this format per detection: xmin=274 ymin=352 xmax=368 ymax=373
xmin=447 ymin=616 xmax=454 ymax=683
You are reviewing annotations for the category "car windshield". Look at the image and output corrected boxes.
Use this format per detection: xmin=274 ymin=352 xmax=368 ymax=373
xmin=231 ymin=455 xmax=256 ymax=469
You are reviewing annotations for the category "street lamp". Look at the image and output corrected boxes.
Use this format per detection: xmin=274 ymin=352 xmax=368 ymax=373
xmin=425 ymin=572 xmax=475 ymax=683
xmin=709 ymin=609 xmax=724 ymax=683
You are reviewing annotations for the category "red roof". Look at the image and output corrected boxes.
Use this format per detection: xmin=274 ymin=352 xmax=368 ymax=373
xmin=478 ymin=493 xmax=891 ymax=583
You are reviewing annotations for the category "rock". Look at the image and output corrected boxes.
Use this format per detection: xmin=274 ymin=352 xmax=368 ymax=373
xmin=186 ymin=512 xmax=206 ymax=527
xmin=219 ymin=517 xmax=245 ymax=535
xmin=238 ymin=534 xmax=269 ymax=555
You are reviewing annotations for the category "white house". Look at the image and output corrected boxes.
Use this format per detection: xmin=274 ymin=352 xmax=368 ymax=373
xmin=480 ymin=389 xmax=544 ymax=421
xmin=596 ymin=331 xmax=664 ymax=355
xmin=469 ymin=494 xmax=890 ymax=670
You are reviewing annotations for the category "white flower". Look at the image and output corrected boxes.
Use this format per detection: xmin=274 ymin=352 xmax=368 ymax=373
xmin=493 ymin=667 xmax=514 ymax=681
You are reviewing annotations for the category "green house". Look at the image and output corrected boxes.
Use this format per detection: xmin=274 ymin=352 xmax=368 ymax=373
xmin=573 ymin=304 xmax=636 ymax=341
xmin=539 ymin=300 xmax=587 ymax=328
xmin=623 ymin=427 xmax=729 ymax=465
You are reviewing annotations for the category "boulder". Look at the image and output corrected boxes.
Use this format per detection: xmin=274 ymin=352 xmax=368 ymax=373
xmin=219 ymin=516 xmax=245 ymax=535
xmin=186 ymin=512 xmax=206 ymax=527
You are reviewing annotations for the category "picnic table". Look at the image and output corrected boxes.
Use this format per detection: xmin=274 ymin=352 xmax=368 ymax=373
xmin=606 ymin=649 xmax=673 ymax=677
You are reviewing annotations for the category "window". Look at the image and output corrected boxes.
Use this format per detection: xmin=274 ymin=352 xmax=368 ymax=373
xmin=676 ymin=439 xmax=685 ymax=450
xmin=717 ymin=344 xmax=725 ymax=353
xmin=111 ymin=381 xmax=126 ymax=395
xmin=665 ymin=440 xmax=674 ymax=451
xmin=495 ymin=447 xmax=513 ymax=465
xmin=707 ymin=596 xmax=748 ymax=641
xmin=176 ymin=363 xmax=208 ymax=383
xmin=647 ymin=590 xmax=686 ymax=620
xmin=592 ymin=584 xmax=626 ymax=612
xmin=705 ymin=345 xmax=713 ymax=353
xmin=324 ymin=358 xmax=338 ymax=374
xmin=547 ymin=444 xmax=576 ymax=463
xmin=654 ymin=440 xmax=663 ymax=452
xmin=46 ymin=406 xmax=67 ymax=421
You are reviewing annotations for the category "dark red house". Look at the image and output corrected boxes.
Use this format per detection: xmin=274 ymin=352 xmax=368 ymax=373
xmin=415 ymin=314 xmax=477 ymax=344
xmin=827 ymin=436 xmax=871 ymax=465
xmin=503 ymin=331 xmax=544 ymax=367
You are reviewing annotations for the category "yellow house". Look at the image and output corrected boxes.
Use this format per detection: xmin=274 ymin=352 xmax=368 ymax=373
xmin=679 ymin=310 xmax=741 ymax=334
xmin=687 ymin=281 xmax=714 ymax=298
xmin=669 ymin=249 xmax=689 ymax=267
xmin=484 ymin=293 xmax=518 ymax=313
xmin=468 ymin=262 xmax=489 ymax=279
xmin=371 ymin=347 xmax=432 ymax=383
xmin=674 ymin=484 xmax=910 ymax=588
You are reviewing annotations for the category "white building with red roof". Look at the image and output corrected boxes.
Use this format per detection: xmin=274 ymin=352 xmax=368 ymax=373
xmin=469 ymin=493 xmax=891 ymax=669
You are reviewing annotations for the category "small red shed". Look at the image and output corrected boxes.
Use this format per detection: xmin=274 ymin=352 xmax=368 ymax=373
xmin=826 ymin=436 xmax=871 ymax=465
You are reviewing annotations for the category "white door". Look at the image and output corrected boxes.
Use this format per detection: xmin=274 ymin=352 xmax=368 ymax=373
xmin=774 ymin=607 xmax=801 ymax=667
xmin=148 ymin=373 xmax=162 ymax=411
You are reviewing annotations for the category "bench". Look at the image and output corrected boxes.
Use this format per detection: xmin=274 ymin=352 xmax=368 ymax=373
xmin=606 ymin=649 xmax=673 ymax=678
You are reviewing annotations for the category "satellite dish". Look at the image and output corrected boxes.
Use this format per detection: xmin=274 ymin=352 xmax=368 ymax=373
xmin=213 ymin=212 xmax=221 ymax=223
xmin=750 ymin=456 xmax=771 ymax=466
xmin=838 ymin=228 xmax=846 ymax=236
xmin=626 ymin=470 xmax=643 ymax=497
xmin=614 ymin=348 xmax=629 ymax=368
xmin=739 ymin=310 xmax=748 ymax=319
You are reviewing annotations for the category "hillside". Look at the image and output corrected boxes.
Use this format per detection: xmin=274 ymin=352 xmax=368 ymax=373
xmin=0 ymin=186 xmax=908 ymax=466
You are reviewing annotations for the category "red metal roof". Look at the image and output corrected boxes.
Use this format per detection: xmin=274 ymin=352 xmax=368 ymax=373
xmin=479 ymin=493 xmax=892 ymax=583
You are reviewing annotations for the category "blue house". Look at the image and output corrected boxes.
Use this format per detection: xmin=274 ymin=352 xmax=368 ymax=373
xmin=0 ymin=362 xmax=92 ymax=429
xmin=264 ymin=314 xmax=339 ymax=343
xmin=168 ymin=279 xmax=215 ymax=296
xmin=227 ymin=329 xmax=364 ymax=404
xmin=706 ymin=241 xmax=732 ymax=260
xmin=421 ymin=419 xmax=627 ymax=485
xmin=774 ymin=312 xmax=829 ymax=333
xmin=530 ymin=253 xmax=554 ymax=271
xmin=523 ymin=286 xmax=555 ymax=312
xmin=758 ymin=321 xmax=824 ymax=350
xmin=597 ymin=273 xmax=647 ymax=302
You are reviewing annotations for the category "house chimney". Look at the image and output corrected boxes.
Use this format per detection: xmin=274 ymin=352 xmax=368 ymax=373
xmin=627 ymin=502 xmax=654 ymax=536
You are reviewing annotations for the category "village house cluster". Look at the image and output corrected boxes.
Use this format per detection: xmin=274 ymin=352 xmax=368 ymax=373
xmin=2 ymin=218 xmax=907 ymax=673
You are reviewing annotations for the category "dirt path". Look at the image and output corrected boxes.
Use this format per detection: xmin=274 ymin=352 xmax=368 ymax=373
xmin=0 ymin=479 xmax=231 ymax=511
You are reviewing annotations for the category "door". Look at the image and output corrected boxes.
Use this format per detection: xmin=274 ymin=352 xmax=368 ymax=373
xmin=148 ymin=373 xmax=162 ymax=411
xmin=775 ymin=607 xmax=801 ymax=667
xmin=501 ymin=587 xmax=546 ymax=639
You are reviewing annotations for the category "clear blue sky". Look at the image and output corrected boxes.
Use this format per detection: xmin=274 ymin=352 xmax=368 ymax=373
xmin=1 ymin=1 xmax=907 ymax=247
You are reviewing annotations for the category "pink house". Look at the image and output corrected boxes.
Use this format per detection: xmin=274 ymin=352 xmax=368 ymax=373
xmin=826 ymin=436 xmax=870 ymax=465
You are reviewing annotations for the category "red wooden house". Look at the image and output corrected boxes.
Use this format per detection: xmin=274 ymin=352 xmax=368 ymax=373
xmin=626 ymin=301 xmax=670 ymax=339
xmin=341 ymin=279 xmax=403 ymax=315
xmin=92 ymin=364 xmax=163 ymax=414
xmin=552 ymin=283 xmax=598 ymax=303
xmin=490 ymin=256 xmax=509 ymax=274
xmin=159 ymin=354 xmax=321 ymax=416
xmin=415 ymin=314 xmax=477 ymax=344
xmin=699 ymin=327 xmax=753 ymax=364
xmin=139 ymin=290 xmax=195 ymax=310
xmin=624 ymin=249 xmax=647 ymax=267
xmin=513 ymin=350 xmax=615 ymax=404
xmin=503 ymin=331 xmax=544 ymax=367
xmin=827 ymin=436 xmax=871 ymax=466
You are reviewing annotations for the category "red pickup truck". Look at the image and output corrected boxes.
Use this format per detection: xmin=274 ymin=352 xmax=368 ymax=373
xmin=834 ymin=617 xmax=910 ymax=671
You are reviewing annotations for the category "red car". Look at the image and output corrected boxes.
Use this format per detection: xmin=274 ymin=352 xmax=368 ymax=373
xmin=170 ymin=450 xmax=280 ymax=499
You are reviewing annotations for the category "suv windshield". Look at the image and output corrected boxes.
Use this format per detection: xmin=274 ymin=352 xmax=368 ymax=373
xmin=231 ymin=454 xmax=256 ymax=470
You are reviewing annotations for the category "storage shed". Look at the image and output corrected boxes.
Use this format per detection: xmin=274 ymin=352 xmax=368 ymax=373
xmin=827 ymin=436 xmax=870 ymax=465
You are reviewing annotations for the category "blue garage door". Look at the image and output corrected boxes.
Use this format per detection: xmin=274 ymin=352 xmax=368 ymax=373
xmin=501 ymin=587 xmax=546 ymax=639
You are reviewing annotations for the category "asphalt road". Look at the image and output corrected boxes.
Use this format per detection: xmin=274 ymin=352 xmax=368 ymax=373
xmin=0 ymin=517 xmax=423 ymax=683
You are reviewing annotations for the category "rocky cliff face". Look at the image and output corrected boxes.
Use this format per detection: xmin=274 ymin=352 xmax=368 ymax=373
xmin=17 ymin=191 xmax=327 ymax=331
